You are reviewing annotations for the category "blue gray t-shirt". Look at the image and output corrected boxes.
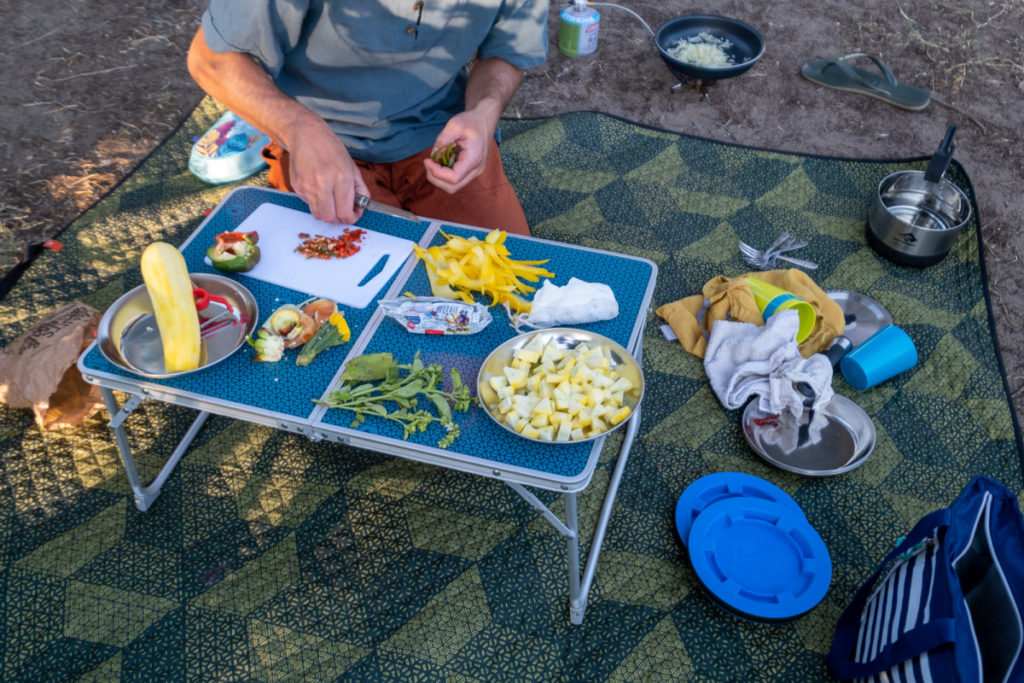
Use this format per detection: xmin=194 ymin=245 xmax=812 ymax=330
xmin=202 ymin=0 xmax=548 ymax=162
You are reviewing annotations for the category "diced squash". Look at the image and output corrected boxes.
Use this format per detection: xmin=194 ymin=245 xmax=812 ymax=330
xmin=488 ymin=334 xmax=639 ymax=440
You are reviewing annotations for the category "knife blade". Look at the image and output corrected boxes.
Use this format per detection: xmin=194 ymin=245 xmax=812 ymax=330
xmin=357 ymin=254 xmax=390 ymax=287
xmin=354 ymin=194 xmax=421 ymax=223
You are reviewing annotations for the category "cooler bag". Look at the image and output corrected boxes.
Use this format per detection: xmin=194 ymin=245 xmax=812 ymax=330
xmin=828 ymin=475 xmax=1024 ymax=682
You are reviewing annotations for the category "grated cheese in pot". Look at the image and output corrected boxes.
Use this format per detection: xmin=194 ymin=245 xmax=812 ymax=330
xmin=667 ymin=31 xmax=736 ymax=67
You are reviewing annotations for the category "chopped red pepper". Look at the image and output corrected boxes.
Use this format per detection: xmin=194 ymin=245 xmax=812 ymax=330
xmin=295 ymin=229 xmax=366 ymax=259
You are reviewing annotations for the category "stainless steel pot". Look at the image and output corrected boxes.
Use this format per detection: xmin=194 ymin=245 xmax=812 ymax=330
xmin=866 ymin=126 xmax=972 ymax=267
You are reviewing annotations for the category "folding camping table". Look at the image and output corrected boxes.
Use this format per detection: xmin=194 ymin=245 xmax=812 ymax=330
xmin=78 ymin=186 xmax=657 ymax=624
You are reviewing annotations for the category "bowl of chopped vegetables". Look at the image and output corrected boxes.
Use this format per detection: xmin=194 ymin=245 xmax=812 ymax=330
xmin=656 ymin=14 xmax=765 ymax=82
xmin=476 ymin=328 xmax=644 ymax=444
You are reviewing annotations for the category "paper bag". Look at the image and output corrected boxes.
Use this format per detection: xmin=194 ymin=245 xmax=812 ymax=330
xmin=0 ymin=301 xmax=104 ymax=430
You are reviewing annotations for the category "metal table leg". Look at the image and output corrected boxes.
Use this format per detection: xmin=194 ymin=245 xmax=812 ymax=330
xmin=100 ymin=387 xmax=210 ymax=511
xmin=568 ymin=403 xmax=641 ymax=624
xmin=504 ymin=402 xmax=642 ymax=625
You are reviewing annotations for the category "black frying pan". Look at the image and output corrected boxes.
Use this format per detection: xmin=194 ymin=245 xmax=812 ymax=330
xmin=656 ymin=14 xmax=765 ymax=82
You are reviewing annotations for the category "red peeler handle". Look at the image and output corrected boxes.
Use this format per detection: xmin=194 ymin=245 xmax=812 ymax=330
xmin=193 ymin=287 xmax=234 ymax=313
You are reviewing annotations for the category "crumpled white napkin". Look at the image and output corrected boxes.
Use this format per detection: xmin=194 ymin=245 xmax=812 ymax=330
xmin=704 ymin=309 xmax=834 ymax=419
xmin=506 ymin=277 xmax=619 ymax=331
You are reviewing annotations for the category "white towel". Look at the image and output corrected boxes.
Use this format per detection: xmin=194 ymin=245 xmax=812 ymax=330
xmin=704 ymin=310 xmax=834 ymax=418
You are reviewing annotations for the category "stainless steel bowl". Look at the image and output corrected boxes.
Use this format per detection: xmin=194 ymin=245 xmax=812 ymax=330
xmin=97 ymin=272 xmax=258 ymax=378
xmin=742 ymin=395 xmax=876 ymax=476
xmin=476 ymin=328 xmax=644 ymax=444
xmin=867 ymin=170 xmax=972 ymax=267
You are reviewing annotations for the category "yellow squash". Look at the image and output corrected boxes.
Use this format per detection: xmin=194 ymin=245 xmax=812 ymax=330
xmin=140 ymin=241 xmax=201 ymax=372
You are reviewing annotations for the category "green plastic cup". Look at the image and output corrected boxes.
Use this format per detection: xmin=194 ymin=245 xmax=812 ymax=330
xmin=745 ymin=277 xmax=816 ymax=342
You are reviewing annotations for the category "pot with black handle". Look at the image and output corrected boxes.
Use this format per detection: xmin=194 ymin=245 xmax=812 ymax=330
xmin=866 ymin=125 xmax=972 ymax=267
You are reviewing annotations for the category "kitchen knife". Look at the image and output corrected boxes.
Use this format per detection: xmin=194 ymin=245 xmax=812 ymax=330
xmin=354 ymin=194 xmax=421 ymax=223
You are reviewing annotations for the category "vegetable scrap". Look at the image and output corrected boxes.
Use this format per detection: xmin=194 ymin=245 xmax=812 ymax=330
xmin=295 ymin=228 xmax=365 ymax=259
xmin=247 ymin=297 xmax=349 ymax=365
xmin=430 ymin=142 xmax=459 ymax=168
xmin=318 ymin=351 xmax=473 ymax=448
xmin=207 ymin=231 xmax=261 ymax=272
xmin=485 ymin=336 xmax=636 ymax=441
xmin=297 ymin=312 xmax=350 ymax=366
xmin=667 ymin=32 xmax=736 ymax=67
xmin=413 ymin=229 xmax=554 ymax=313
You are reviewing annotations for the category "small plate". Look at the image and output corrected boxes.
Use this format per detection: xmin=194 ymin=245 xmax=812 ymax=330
xmin=476 ymin=328 xmax=644 ymax=444
xmin=97 ymin=273 xmax=258 ymax=379
xmin=742 ymin=395 xmax=876 ymax=476
xmin=688 ymin=497 xmax=832 ymax=622
xmin=827 ymin=290 xmax=893 ymax=348
xmin=674 ymin=472 xmax=804 ymax=547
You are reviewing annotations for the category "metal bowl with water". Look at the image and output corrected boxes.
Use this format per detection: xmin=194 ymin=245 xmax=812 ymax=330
xmin=96 ymin=272 xmax=258 ymax=379
xmin=867 ymin=170 xmax=972 ymax=267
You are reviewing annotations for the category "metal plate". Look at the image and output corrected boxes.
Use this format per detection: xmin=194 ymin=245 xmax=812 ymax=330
xmin=97 ymin=273 xmax=258 ymax=379
xmin=476 ymin=328 xmax=644 ymax=444
xmin=741 ymin=395 xmax=876 ymax=476
xmin=827 ymin=290 xmax=893 ymax=348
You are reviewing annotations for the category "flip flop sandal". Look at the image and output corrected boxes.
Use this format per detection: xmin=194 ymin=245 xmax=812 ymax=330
xmin=801 ymin=53 xmax=930 ymax=111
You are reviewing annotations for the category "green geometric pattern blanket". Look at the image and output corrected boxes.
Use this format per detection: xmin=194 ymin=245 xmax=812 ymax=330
xmin=0 ymin=98 xmax=1020 ymax=681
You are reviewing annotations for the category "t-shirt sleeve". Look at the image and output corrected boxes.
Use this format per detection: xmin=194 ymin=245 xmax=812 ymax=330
xmin=476 ymin=0 xmax=549 ymax=70
xmin=201 ymin=0 xmax=311 ymax=78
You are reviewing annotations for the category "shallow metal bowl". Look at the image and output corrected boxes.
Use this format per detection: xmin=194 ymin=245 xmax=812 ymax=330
xmin=656 ymin=14 xmax=765 ymax=82
xmin=742 ymin=395 xmax=876 ymax=476
xmin=476 ymin=328 xmax=644 ymax=444
xmin=97 ymin=272 xmax=258 ymax=379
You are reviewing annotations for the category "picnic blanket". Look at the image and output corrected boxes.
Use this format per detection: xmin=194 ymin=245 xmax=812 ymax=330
xmin=0 ymin=97 xmax=1020 ymax=681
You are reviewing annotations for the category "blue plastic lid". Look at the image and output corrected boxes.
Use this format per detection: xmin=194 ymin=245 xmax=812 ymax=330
xmin=189 ymin=111 xmax=270 ymax=185
xmin=674 ymin=472 xmax=804 ymax=547
xmin=687 ymin=497 xmax=832 ymax=622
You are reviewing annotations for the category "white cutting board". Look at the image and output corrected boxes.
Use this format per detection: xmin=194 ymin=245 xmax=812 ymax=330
xmin=224 ymin=203 xmax=416 ymax=309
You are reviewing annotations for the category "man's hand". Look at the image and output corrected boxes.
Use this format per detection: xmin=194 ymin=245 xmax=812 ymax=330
xmin=287 ymin=120 xmax=369 ymax=224
xmin=424 ymin=57 xmax=523 ymax=194
xmin=188 ymin=27 xmax=366 ymax=223
xmin=424 ymin=109 xmax=492 ymax=194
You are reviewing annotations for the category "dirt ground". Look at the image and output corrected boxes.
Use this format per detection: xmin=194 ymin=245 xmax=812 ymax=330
xmin=2 ymin=0 xmax=1023 ymax=428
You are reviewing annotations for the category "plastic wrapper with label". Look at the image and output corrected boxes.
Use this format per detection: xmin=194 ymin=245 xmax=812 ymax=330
xmin=378 ymin=297 xmax=492 ymax=335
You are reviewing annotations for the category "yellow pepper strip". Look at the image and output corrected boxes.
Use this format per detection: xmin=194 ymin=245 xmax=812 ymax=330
xmin=412 ymin=230 xmax=554 ymax=311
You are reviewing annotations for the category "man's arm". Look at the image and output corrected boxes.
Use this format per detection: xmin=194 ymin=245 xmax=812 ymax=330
xmin=424 ymin=57 xmax=524 ymax=194
xmin=187 ymin=27 xmax=367 ymax=223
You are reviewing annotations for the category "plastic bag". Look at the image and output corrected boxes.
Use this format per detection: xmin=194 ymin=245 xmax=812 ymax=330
xmin=0 ymin=301 xmax=103 ymax=430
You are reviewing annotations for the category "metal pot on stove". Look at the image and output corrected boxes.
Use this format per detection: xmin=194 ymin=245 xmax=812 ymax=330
xmin=867 ymin=125 xmax=972 ymax=267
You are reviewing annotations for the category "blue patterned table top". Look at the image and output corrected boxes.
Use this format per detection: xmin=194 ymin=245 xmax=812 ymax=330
xmin=81 ymin=187 xmax=656 ymax=487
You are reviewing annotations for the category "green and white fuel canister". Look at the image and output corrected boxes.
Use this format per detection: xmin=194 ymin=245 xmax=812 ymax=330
xmin=558 ymin=0 xmax=600 ymax=57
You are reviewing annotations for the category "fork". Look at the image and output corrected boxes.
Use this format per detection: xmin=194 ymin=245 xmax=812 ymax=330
xmin=738 ymin=240 xmax=819 ymax=270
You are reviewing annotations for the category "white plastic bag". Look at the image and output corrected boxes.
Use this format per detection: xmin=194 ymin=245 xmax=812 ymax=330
xmin=509 ymin=278 xmax=618 ymax=330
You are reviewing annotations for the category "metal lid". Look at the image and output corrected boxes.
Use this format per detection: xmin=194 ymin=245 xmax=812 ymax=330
xmin=826 ymin=290 xmax=893 ymax=348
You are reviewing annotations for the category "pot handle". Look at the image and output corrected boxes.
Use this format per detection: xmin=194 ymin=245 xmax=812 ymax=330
xmin=924 ymin=124 xmax=956 ymax=183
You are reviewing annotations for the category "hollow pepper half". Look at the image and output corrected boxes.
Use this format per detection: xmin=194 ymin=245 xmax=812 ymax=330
xmin=207 ymin=231 xmax=261 ymax=272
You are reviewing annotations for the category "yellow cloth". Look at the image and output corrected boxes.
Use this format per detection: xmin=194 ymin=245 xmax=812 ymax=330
xmin=655 ymin=269 xmax=845 ymax=359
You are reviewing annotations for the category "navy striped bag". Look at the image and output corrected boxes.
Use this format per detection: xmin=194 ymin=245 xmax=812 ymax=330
xmin=828 ymin=476 xmax=1024 ymax=682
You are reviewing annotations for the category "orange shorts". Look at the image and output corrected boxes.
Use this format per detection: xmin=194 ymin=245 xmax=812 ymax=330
xmin=262 ymin=140 xmax=530 ymax=235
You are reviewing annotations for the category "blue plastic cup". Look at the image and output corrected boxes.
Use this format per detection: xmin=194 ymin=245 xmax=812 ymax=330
xmin=840 ymin=324 xmax=917 ymax=390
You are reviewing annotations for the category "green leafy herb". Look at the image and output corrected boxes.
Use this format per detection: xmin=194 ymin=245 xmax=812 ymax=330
xmin=318 ymin=351 xmax=473 ymax=448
